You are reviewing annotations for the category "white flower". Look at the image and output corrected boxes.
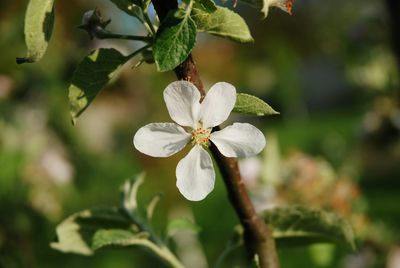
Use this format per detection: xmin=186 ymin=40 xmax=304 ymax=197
xmin=262 ymin=0 xmax=294 ymax=18
xmin=133 ymin=81 xmax=266 ymax=201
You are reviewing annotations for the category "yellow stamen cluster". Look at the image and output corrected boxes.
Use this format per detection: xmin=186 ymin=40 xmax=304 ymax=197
xmin=191 ymin=128 xmax=211 ymax=147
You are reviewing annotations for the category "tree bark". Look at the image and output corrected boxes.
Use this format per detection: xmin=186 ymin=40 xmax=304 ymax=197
xmin=151 ymin=1 xmax=279 ymax=267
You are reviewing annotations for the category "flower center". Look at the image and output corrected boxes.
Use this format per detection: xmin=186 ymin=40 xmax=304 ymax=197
xmin=191 ymin=127 xmax=211 ymax=147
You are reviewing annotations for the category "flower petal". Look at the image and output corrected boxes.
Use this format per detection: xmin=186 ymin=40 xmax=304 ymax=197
xmin=133 ymin=123 xmax=191 ymax=157
xmin=176 ymin=145 xmax=215 ymax=201
xmin=200 ymin=82 xmax=236 ymax=129
xmin=210 ymin=123 xmax=266 ymax=157
xmin=164 ymin=81 xmax=201 ymax=128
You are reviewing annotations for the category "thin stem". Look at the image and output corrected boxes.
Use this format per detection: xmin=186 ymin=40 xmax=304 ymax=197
xmin=95 ymin=31 xmax=152 ymax=42
xmin=143 ymin=12 xmax=157 ymax=36
xmin=126 ymin=44 xmax=152 ymax=60
xmin=143 ymin=22 xmax=154 ymax=36
xmin=184 ymin=0 xmax=194 ymax=20
xmin=151 ymin=0 xmax=280 ymax=267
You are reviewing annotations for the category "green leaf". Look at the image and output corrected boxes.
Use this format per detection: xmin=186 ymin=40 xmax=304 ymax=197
xmin=51 ymin=208 xmax=173 ymax=263
xmin=109 ymin=0 xmax=144 ymax=21
xmin=194 ymin=0 xmax=217 ymax=12
xmin=17 ymin=0 xmax=55 ymax=64
xmin=92 ymin=229 xmax=152 ymax=250
xmin=191 ymin=7 xmax=253 ymax=43
xmin=92 ymin=229 xmax=184 ymax=267
xmin=262 ymin=206 xmax=356 ymax=249
xmin=68 ymin=48 xmax=128 ymax=124
xmin=51 ymin=176 xmax=184 ymax=268
xmin=153 ymin=14 xmax=197 ymax=72
xmin=50 ymin=207 xmax=132 ymax=255
xmin=233 ymin=93 xmax=279 ymax=116
xmin=166 ymin=218 xmax=201 ymax=238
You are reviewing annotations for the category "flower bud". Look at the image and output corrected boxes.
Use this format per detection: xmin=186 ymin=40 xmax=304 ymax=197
xmin=78 ymin=8 xmax=111 ymax=39
xmin=262 ymin=0 xmax=294 ymax=18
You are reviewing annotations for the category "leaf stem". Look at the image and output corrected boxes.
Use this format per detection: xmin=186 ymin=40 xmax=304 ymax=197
xmin=184 ymin=0 xmax=194 ymax=20
xmin=125 ymin=44 xmax=152 ymax=60
xmin=143 ymin=12 xmax=157 ymax=36
xmin=95 ymin=30 xmax=152 ymax=42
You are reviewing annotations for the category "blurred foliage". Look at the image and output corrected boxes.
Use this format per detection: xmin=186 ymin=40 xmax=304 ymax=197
xmin=1 ymin=0 xmax=400 ymax=267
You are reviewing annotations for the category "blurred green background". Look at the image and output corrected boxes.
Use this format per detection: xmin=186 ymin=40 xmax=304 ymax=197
xmin=1 ymin=0 xmax=399 ymax=267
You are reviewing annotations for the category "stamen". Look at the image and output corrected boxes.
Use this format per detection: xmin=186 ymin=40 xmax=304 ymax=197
xmin=191 ymin=127 xmax=211 ymax=147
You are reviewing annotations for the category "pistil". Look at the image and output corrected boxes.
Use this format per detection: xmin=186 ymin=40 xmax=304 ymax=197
xmin=191 ymin=127 xmax=211 ymax=147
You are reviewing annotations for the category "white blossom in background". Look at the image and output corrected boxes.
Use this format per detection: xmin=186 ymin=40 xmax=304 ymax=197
xmin=239 ymin=157 xmax=262 ymax=187
xmin=133 ymin=81 xmax=266 ymax=201
xmin=262 ymin=0 xmax=294 ymax=18
xmin=41 ymin=149 xmax=74 ymax=185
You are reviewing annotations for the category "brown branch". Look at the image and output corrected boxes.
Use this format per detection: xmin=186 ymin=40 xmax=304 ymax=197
xmin=151 ymin=1 xmax=279 ymax=267
xmin=174 ymin=54 xmax=206 ymax=100
xmin=209 ymin=142 xmax=279 ymax=268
